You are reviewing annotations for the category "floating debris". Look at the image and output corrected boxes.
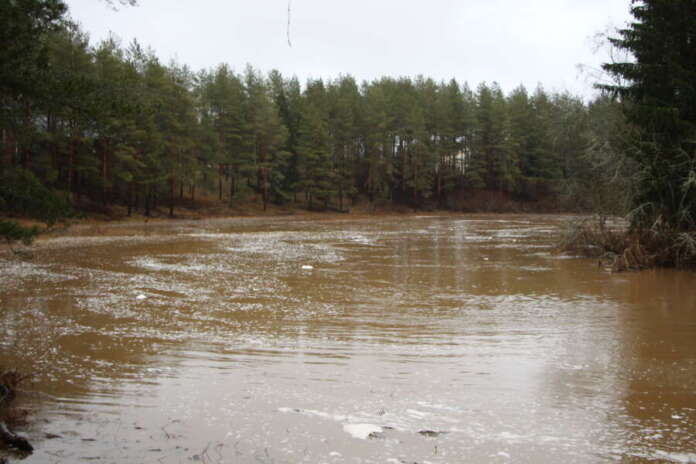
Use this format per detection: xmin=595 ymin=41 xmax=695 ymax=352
xmin=418 ymin=430 xmax=448 ymax=438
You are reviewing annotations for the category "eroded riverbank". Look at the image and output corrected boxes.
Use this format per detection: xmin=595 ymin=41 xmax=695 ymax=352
xmin=1 ymin=215 xmax=695 ymax=463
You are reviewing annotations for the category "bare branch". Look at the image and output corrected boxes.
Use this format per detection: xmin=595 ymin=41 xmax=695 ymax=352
xmin=287 ymin=0 xmax=292 ymax=47
xmin=101 ymin=0 xmax=138 ymax=11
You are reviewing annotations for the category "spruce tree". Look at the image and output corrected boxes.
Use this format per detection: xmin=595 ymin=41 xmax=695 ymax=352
xmin=602 ymin=0 xmax=696 ymax=230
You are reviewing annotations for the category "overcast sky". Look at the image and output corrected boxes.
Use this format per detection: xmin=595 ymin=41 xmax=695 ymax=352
xmin=64 ymin=0 xmax=633 ymax=97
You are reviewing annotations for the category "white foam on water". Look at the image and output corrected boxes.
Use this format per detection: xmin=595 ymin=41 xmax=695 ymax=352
xmin=343 ymin=233 xmax=379 ymax=246
xmin=652 ymin=451 xmax=696 ymax=463
xmin=0 ymin=260 xmax=71 ymax=288
xmin=406 ymin=409 xmax=430 ymax=419
xmin=277 ymin=407 xmax=347 ymax=422
xmin=343 ymin=423 xmax=382 ymax=440
xmin=185 ymin=233 xmax=232 ymax=239
xmin=279 ymin=407 xmax=399 ymax=441
xmin=129 ymin=256 xmax=209 ymax=273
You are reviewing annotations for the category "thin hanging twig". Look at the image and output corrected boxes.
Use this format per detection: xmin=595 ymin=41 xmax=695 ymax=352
xmin=287 ymin=0 xmax=292 ymax=47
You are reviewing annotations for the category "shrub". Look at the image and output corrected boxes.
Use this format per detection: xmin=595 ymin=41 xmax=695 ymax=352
xmin=556 ymin=217 xmax=696 ymax=271
xmin=0 ymin=168 xmax=73 ymax=227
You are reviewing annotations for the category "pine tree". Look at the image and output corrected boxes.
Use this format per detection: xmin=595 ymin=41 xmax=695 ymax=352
xmin=158 ymin=62 xmax=197 ymax=217
xmin=327 ymin=75 xmax=362 ymax=211
xmin=244 ymin=66 xmax=287 ymax=210
xmin=126 ymin=41 xmax=167 ymax=216
xmin=269 ymin=70 xmax=303 ymax=204
xmin=297 ymin=80 xmax=334 ymax=209
xmin=403 ymin=103 xmax=433 ymax=208
xmin=44 ymin=25 xmax=97 ymax=204
xmin=203 ymin=64 xmax=247 ymax=203
xmin=361 ymin=83 xmax=392 ymax=205
xmin=92 ymin=36 xmax=139 ymax=209
xmin=472 ymin=83 xmax=514 ymax=192
xmin=0 ymin=0 xmax=67 ymax=109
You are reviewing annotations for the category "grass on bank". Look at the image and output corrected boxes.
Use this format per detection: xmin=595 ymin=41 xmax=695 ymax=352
xmin=557 ymin=216 xmax=696 ymax=271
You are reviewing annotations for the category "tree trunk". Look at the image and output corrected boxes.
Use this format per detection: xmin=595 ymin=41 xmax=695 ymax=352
xmin=261 ymin=167 xmax=268 ymax=211
xmin=399 ymin=138 xmax=405 ymax=194
xmin=144 ymin=186 xmax=151 ymax=217
xmin=77 ymin=170 xmax=84 ymax=204
xmin=169 ymin=176 xmax=175 ymax=217
xmin=437 ymin=169 xmax=442 ymax=208
xmin=339 ymin=184 xmax=344 ymax=212
xmin=413 ymin=162 xmax=418 ymax=210
xmin=218 ymin=163 xmax=223 ymax=201
xmin=2 ymin=129 xmax=16 ymax=168
xmin=20 ymin=146 xmax=30 ymax=169
xmin=50 ymin=126 xmax=58 ymax=188
xmin=68 ymin=140 xmax=75 ymax=203
xmin=20 ymin=101 xmax=31 ymax=169
xmin=101 ymin=139 xmax=109 ymax=207
xmin=0 ymin=129 xmax=12 ymax=168
xmin=230 ymin=174 xmax=235 ymax=201
xmin=127 ymin=182 xmax=133 ymax=216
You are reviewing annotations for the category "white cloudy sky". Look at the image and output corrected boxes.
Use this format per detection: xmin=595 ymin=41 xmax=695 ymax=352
xmin=64 ymin=0 xmax=633 ymax=97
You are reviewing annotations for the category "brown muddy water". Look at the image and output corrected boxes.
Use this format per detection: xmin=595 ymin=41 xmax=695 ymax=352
xmin=1 ymin=214 xmax=695 ymax=463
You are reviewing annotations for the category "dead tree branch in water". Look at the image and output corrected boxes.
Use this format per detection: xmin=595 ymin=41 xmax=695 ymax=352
xmin=0 ymin=370 xmax=33 ymax=454
xmin=0 ymin=423 xmax=32 ymax=453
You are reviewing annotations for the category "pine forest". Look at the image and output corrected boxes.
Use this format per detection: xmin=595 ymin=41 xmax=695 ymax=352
xmin=1 ymin=1 xmax=631 ymax=223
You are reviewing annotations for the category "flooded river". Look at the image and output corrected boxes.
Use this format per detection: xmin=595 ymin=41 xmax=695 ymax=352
xmin=1 ymin=214 xmax=695 ymax=463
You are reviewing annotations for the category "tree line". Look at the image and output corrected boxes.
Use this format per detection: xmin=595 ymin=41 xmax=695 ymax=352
xmin=1 ymin=0 xmax=628 ymax=228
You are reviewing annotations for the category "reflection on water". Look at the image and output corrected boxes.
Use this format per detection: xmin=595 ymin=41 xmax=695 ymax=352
xmin=1 ymin=215 xmax=695 ymax=463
